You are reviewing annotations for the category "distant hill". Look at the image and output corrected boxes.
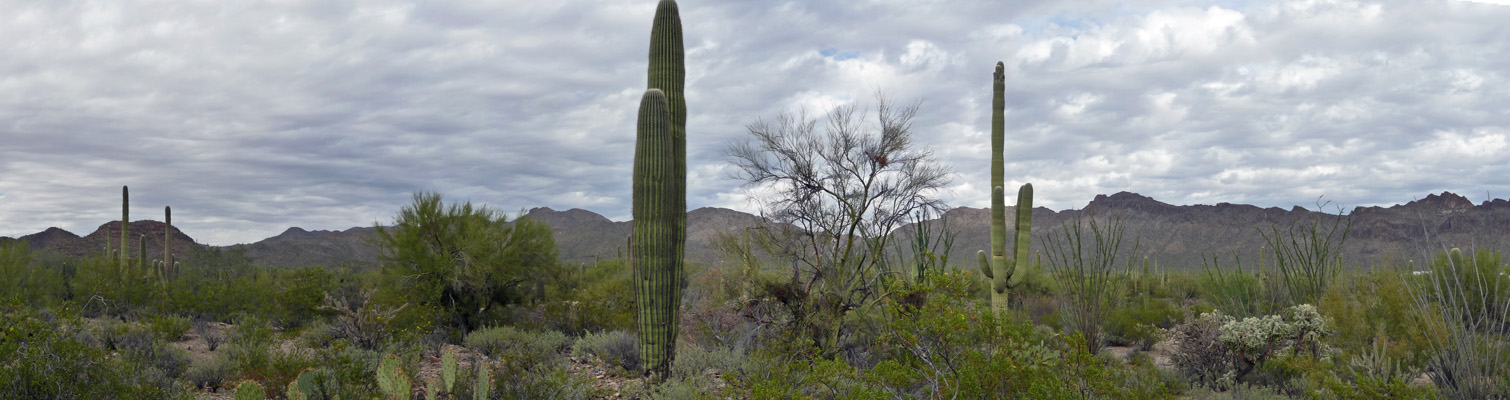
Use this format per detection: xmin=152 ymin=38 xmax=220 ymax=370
xmin=5 ymin=192 xmax=1507 ymax=271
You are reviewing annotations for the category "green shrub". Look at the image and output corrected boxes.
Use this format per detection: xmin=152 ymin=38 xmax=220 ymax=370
xmin=186 ymin=355 xmax=235 ymax=391
xmin=146 ymin=313 xmax=193 ymax=342
xmin=571 ymin=330 xmax=640 ymax=374
xmin=463 ymin=326 xmax=570 ymax=371
xmin=1106 ymin=296 xmax=1182 ymax=350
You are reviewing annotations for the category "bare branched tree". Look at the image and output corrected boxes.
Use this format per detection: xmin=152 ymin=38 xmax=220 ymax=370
xmin=726 ymin=93 xmax=951 ymax=357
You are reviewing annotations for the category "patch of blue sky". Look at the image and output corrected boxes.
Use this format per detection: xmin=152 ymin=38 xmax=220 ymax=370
xmin=819 ymin=48 xmax=860 ymax=61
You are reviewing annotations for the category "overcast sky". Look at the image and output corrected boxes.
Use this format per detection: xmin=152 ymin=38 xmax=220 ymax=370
xmin=2 ymin=0 xmax=1507 ymax=245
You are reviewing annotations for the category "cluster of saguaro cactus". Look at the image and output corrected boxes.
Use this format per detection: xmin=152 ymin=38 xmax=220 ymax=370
xmin=634 ymin=0 xmax=687 ymax=381
xmin=977 ymin=62 xmax=1034 ymax=314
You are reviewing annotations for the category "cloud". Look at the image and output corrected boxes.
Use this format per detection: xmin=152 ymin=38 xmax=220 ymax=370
xmin=1 ymin=0 xmax=1507 ymax=245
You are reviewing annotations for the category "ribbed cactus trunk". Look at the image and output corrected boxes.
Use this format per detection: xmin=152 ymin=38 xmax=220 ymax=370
xmin=634 ymin=0 xmax=687 ymax=381
xmin=648 ymin=0 xmax=686 ymax=292
xmin=121 ymin=185 xmax=129 ymax=265
xmin=164 ymin=206 xmax=173 ymax=281
xmin=633 ymin=89 xmax=680 ymax=380
xmin=977 ymin=63 xmax=1033 ymax=314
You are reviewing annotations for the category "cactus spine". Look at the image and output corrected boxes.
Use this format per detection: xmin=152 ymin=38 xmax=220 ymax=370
xmin=977 ymin=62 xmax=1034 ymax=314
xmin=121 ymin=185 xmax=129 ymax=264
xmin=164 ymin=206 xmax=173 ymax=281
xmin=634 ymin=0 xmax=687 ymax=381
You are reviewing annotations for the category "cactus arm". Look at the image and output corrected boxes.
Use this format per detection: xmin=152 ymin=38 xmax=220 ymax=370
xmin=977 ymin=250 xmax=992 ymax=279
xmin=1010 ymin=183 xmax=1033 ymax=285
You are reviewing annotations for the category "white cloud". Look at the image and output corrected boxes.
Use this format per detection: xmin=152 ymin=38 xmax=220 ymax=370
xmin=1 ymin=0 xmax=1508 ymax=245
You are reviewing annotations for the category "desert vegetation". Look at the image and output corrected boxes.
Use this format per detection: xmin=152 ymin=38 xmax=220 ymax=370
xmin=3 ymin=1 xmax=1507 ymax=399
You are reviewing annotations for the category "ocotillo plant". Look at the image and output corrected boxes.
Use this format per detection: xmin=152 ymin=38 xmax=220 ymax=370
xmin=634 ymin=88 xmax=682 ymax=380
xmin=164 ymin=206 xmax=173 ymax=281
xmin=121 ymin=185 xmax=129 ymax=264
xmin=977 ymin=62 xmax=1034 ymax=314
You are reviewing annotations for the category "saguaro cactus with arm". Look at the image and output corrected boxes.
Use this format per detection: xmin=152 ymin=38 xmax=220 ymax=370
xmin=977 ymin=62 xmax=1034 ymax=314
xmin=633 ymin=0 xmax=688 ymax=381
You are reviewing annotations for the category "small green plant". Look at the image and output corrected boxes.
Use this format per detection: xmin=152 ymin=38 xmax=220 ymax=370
xmin=442 ymin=347 xmax=458 ymax=393
xmin=475 ymin=363 xmax=491 ymax=400
xmin=572 ymin=330 xmax=641 ymax=374
xmin=234 ymin=380 xmax=266 ymax=400
xmin=376 ymin=353 xmax=411 ymax=400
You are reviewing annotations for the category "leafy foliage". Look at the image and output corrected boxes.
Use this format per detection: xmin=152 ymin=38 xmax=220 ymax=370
xmin=375 ymin=191 xmax=559 ymax=334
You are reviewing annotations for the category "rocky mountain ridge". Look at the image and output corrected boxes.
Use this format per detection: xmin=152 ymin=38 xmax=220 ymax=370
xmin=4 ymin=192 xmax=1506 ymax=270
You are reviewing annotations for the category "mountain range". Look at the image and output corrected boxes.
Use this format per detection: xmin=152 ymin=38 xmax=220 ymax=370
xmin=4 ymin=191 xmax=1507 ymax=271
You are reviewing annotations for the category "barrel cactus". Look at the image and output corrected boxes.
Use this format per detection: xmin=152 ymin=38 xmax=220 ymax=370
xmin=977 ymin=62 xmax=1034 ymax=314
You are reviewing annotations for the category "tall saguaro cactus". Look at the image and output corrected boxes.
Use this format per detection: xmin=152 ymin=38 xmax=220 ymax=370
xmin=633 ymin=89 xmax=680 ymax=379
xmin=121 ymin=185 xmax=129 ymax=265
xmin=164 ymin=206 xmax=173 ymax=281
xmin=633 ymin=0 xmax=687 ymax=381
xmin=648 ymin=0 xmax=686 ymax=290
xmin=977 ymin=62 xmax=1034 ymax=314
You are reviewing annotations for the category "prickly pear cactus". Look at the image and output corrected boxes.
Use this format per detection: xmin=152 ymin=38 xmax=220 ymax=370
xmin=233 ymin=380 xmax=265 ymax=400
xmin=441 ymin=347 xmax=457 ymax=393
xmin=376 ymin=353 xmax=410 ymax=399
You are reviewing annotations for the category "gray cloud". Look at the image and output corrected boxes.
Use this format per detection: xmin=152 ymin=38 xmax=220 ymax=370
xmin=1 ymin=0 xmax=1507 ymax=245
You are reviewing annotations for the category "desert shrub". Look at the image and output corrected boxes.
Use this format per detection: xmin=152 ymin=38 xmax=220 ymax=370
xmin=732 ymin=270 xmax=1181 ymax=399
xmin=146 ymin=313 xmax=193 ymax=342
xmin=0 ymin=307 xmax=192 ymax=399
xmin=572 ymin=330 xmax=640 ymax=374
xmin=1318 ymin=269 xmax=1433 ymax=372
xmin=299 ymin=319 xmax=340 ymax=349
xmin=463 ymin=325 xmax=570 ymax=370
xmin=194 ymin=318 xmax=226 ymax=351
xmin=1199 ymin=256 xmax=1272 ymax=319
xmin=316 ymin=289 xmax=406 ymax=349
xmin=375 ymin=191 xmax=560 ymax=333
xmin=185 ymin=355 xmax=235 ymax=391
xmin=310 ymin=344 xmax=383 ymax=399
xmin=1106 ymin=295 xmax=1182 ymax=350
xmin=673 ymin=343 xmax=755 ymax=380
xmin=1258 ymin=205 xmax=1351 ymax=306
xmin=1406 ymin=248 xmax=1510 ymax=399
xmin=1044 ymin=216 xmax=1139 ymax=354
xmin=1168 ymin=305 xmax=1334 ymax=391
xmin=488 ymin=362 xmax=600 ymax=400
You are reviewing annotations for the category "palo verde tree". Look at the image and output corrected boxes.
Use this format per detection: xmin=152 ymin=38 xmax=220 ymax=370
xmin=375 ymin=191 xmax=559 ymax=333
xmin=727 ymin=92 xmax=951 ymax=358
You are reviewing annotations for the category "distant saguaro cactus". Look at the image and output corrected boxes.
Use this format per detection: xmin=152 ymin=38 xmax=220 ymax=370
xmin=164 ymin=206 xmax=173 ymax=281
xmin=121 ymin=185 xmax=129 ymax=264
xmin=977 ymin=62 xmax=1034 ymax=314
